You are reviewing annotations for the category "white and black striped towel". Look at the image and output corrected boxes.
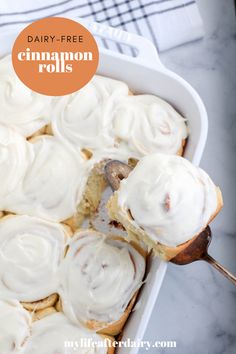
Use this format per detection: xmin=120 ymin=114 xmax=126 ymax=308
xmin=0 ymin=0 xmax=204 ymax=52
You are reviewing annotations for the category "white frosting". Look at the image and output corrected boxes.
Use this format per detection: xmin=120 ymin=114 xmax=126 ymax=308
xmin=0 ymin=54 xmax=187 ymax=159
xmin=24 ymin=313 xmax=108 ymax=354
xmin=51 ymin=75 xmax=129 ymax=152
xmin=112 ymin=94 xmax=187 ymax=158
xmin=0 ymin=124 xmax=34 ymax=210
xmin=0 ymin=299 xmax=31 ymax=353
xmin=59 ymin=230 xmax=145 ymax=327
xmin=117 ymin=153 xmax=218 ymax=247
xmin=0 ymin=55 xmax=52 ymax=137
xmin=6 ymin=135 xmax=90 ymax=222
xmin=0 ymin=215 xmax=69 ymax=302
xmin=50 ymin=77 xmax=187 ymax=160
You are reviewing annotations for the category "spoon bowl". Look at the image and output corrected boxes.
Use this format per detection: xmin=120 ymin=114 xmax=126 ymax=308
xmin=171 ymin=226 xmax=212 ymax=265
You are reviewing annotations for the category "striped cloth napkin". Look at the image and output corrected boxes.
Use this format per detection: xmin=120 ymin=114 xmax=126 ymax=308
xmin=0 ymin=0 xmax=204 ymax=52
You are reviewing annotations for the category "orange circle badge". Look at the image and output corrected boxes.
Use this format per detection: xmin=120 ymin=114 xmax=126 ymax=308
xmin=12 ymin=17 xmax=99 ymax=96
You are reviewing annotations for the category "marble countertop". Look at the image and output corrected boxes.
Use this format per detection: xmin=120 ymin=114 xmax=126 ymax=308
xmin=143 ymin=1 xmax=236 ymax=353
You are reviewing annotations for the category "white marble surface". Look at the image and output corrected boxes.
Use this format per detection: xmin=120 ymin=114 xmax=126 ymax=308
xmin=143 ymin=1 xmax=236 ymax=353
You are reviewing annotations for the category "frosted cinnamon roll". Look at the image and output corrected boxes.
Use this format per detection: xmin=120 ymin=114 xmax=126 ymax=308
xmin=6 ymin=135 xmax=91 ymax=223
xmin=24 ymin=312 xmax=114 ymax=354
xmin=0 ymin=215 xmax=70 ymax=305
xmin=50 ymin=75 xmax=129 ymax=154
xmin=107 ymin=153 xmax=223 ymax=260
xmin=0 ymin=299 xmax=31 ymax=353
xmin=59 ymin=230 xmax=145 ymax=335
xmin=0 ymin=55 xmax=52 ymax=137
xmin=112 ymin=94 xmax=187 ymax=159
xmin=0 ymin=124 xmax=33 ymax=211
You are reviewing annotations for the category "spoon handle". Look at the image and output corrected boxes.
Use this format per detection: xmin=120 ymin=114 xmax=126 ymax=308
xmin=204 ymin=254 xmax=236 ymax=285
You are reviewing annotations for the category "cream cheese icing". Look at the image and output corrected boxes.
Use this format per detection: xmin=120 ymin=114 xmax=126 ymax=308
xmin=51 ymin=75 xmax=129 ymax=152
xmin=0 ymin=299 xmax=31 ymax=353
xmin=24 ymin=312 xmax=108 ymax=354
xmin=112 ymin=94 xmax=188 ymax=158
xmin=117 ymin=153 xmax=218 ymax=247
xmin=0 ymin=124 xmax=34 ymax=210
xmin=0 ymin=55 xmax=187 ymax=159
xmin=0 ymin=215 xmax=69 ymax=302
xmin=59 ymin=230 xmax=145 ymax=328
xmin=5 ymin=135 xmax=91 ymax=222
xmin=50 ymin=76 xmax=187 ymax=160
xmin=0 ymin=55 xmax=52 ymax=137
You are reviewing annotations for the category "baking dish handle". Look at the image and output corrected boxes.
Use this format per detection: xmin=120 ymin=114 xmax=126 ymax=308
xmin=81 ymin=19 xmax=165 ymax=70
xmin=0 ymin=17 xmax=164 ymax=70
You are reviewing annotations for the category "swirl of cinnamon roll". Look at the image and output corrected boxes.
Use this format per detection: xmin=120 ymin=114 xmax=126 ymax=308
xmin=114 ymin=153 xmax=222 ymax=247
xmin=0 ymin=299 xmax=31 ymax=353
xmin=0 ymin=215 xmax=70 ymax=302
xmin=0 ymin=124 xmax=33 ymax=211
xmin=0 ymin=55 xmax=52 ymax=137
xmin=59 ymin=230 xmax=145 ymax=333
xmin=24 ymin=312 xmax=110 ymax=354
xmin=51 ymin=75 xmax=129 ymax=152
xmin=7 ymin=135 xmax=91 ymax=222
xmin=112 ymin=95 xmax=188 ymax=158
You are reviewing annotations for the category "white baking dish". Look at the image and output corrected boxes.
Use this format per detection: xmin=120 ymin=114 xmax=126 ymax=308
xmin=0 ymin=19 xmax=208 ymax=354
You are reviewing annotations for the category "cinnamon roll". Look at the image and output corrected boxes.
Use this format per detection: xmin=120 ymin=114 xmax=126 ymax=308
xmin=107 ymin=153 xmax=223 ymax=260
xmin=50 ymin=75 xmax=129 ymax=155
xmin=0 ymin=215 xmax=70 ymax=308
xmin=0 ymin=55 xmax=52 ymax=137
xmin=59 ymin=230 xmax=145 ymax=335
xmin=24 ymin=312 xmax=114 ymax=354
xmin=0 ymin=299 xmax=31 ymax=353
xmin=112 ymin=94 xmax=187 ymax=159
xmin=5 ymin=135 xmax=91 ymax=223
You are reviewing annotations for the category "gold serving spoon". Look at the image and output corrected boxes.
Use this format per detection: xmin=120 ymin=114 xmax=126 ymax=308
xmin=105 ymin=160 xmax=236 ymax=286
